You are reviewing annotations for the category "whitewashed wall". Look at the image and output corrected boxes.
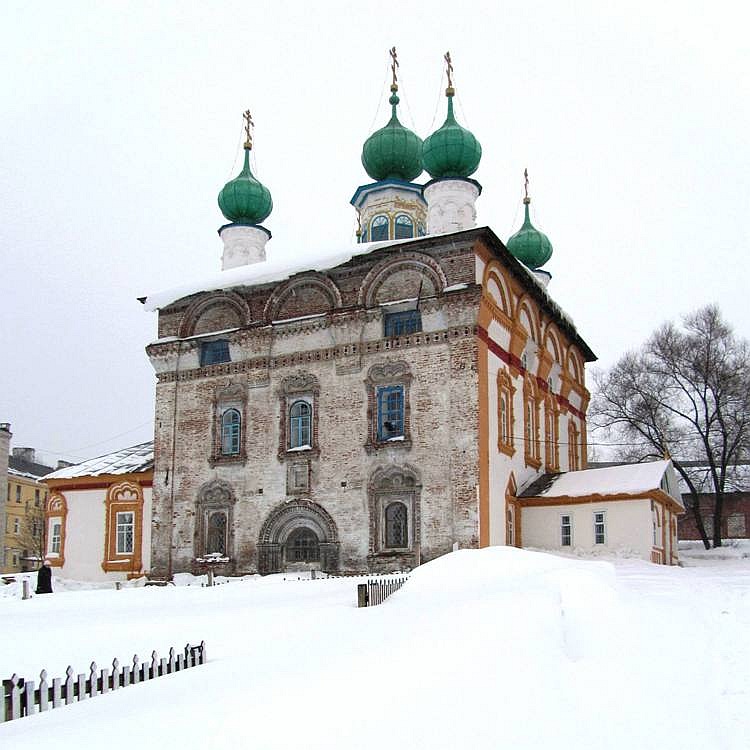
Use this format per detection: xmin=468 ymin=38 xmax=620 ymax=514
xmin=56 ymin=487 xmax=152 ymax=582
xmin=522 ymin=499 xmax=653 ymax=560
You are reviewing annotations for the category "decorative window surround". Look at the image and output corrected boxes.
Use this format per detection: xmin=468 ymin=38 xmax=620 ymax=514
xmin=210 ymin=382 xmax=247 ymax=467
xmin=544 ymin=394 xmax=560 ymax=472
xmin=195 ymin=479 xmax=237 ymax=564
xmin=102 ymin=481 xmax=144 ymax=574
xmin=368 ymin=464 xmax=421 ymax=559
xmin=365 ymin=361 xmax=412 ymax=453
xmin=45 ymin=494 xmax=67 ymax=567
xmin=497 ymin=369 xmax=516 ymax=457
xmin=523 ymin=375 xmax=541 ymax=469
xmin=277 ymin=372 xmax=320 ymax=462
xmin=568 ymin=420 xmax=580 ymax=471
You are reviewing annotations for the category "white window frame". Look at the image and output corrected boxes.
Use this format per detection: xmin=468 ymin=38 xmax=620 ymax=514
xmin=594 ymin=511 xmax=606 ymax=545
xmin=115 ymin=511 xmax=135 ymax=554
xmin=560 ymin=514 xmax=572 ymax=547
xmin=49 ymin=519 xmax=62 ymax=555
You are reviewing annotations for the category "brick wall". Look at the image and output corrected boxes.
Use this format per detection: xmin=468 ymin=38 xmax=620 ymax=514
xmin=148 ymin=242 xmax=480 ymax=576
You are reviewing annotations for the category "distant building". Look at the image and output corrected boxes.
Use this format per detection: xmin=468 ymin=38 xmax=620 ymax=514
xmin=0 ymin=426 xmax=55 ymax=574
xmin=43 ymin=442 xmax=153 ymax=581
xmin=676 ymin=462 xmax=750 ymax=541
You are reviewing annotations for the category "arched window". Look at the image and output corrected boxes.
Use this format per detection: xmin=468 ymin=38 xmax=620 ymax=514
xmin=385 ymin=502 xmax=408 ymax=548
xmin=287 ymin=527 xmax=320 ymax=562
xmin=497 ymin=369 xmax=515 ymax=456
xmin=370 ymin=215 xmax=389 ymax=241
xmin=221 ymin=409 xmax=241 ymax=456
xmin=206 ymin=511 xmax=228 ymax=554
xmin=289 ymin=400 xmax=312 ymax=448
xmin=394 ymin=214 xmax=414 ymax=239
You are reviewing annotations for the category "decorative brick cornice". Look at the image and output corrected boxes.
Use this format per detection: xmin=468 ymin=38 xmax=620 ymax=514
xmin=155 ymin=325 xmax=476 ymax=383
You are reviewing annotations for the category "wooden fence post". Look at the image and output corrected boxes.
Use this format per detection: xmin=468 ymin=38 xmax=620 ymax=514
xmin=357 ymin=583 xmax=368 ymax=608
xmin=64 ymin=667 xmax=74 ymax=705
xmin=24 ymin=680 xmax=35 ymax=715
xmin=38 ymin=671 xmax=49 ymax=712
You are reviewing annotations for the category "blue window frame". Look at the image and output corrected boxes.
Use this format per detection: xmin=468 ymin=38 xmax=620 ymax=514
xmin=221 ymin=409 xmax=241 ymax=455
xmin=377 ymin=385 xmax=404 ymax=441
xmin=289 ymin=400 xmax=312 ymax=448
xmin=394 ymin=214 xmax=414 ymax=239
xmin=384 ymin=310 xmax=422 ymax=337
xmin=200 ymin=339 xmax=230 ymax=366
xmin=370 ymin=215 xmax=389 ymax=241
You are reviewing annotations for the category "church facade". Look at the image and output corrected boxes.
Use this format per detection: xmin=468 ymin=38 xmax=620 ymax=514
xmin=143 ymin=54 xmax=679 ymax=578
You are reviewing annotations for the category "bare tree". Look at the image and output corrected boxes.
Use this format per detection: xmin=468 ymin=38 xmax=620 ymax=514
xmin=591 ymin=305 xmax=750 ymax=549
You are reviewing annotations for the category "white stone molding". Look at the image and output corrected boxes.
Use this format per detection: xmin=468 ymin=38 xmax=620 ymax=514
xmin=219 ymin=225 xmax=271 ymax=270
xmin=423 ymin=179 xmax=480 ymax=234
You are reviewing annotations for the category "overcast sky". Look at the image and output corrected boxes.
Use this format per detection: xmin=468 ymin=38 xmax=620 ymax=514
xmin=1 ymin=1 xmax=748 ymax=466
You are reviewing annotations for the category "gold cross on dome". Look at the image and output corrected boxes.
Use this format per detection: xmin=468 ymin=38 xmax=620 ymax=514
xmin=390 ymin=46 xmax=399 ymax=89
xmin=243 ymin=109 xmax=254 ymax=149
xmin=524 ymin=168 xmax=529 ymax=201
xmin=444 ymin=51 xmax=453 ymax=89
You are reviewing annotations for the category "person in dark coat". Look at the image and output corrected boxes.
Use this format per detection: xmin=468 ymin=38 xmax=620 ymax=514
xmin=36 ymin=560 xmax=53 ymax=594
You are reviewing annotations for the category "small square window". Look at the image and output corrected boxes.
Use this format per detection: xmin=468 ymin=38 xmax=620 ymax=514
xmin=384 ymin=310 xmax=422 ymax=338
xmin=200 ymin=339 xmax=231 ymax=366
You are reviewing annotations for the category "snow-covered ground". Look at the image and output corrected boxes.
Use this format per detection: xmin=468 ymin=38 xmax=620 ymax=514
xmin=2 ymin=546 xmax=748 ymax=749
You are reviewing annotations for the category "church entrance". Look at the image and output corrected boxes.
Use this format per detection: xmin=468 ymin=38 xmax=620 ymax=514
xmin=286 ymin=527 xmax=320 ymax=563
xmin=257 ymin=499 xmax=339 ymax=575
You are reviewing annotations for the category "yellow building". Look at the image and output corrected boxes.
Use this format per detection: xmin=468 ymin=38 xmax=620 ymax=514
xmin=3 ymin=447 xmax=54 ymax=574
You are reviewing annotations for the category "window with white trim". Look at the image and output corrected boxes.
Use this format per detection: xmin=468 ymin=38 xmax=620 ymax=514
xmin=289 ymin=400 xmax=312 ymax=448
xmin=220 ymin=408 xmax=241 ymax=455
xmin=13 ymin=517 xmax=20 ymax=534
xmin=116 ymin=511 xmax=135 ymax=554
xmin=594 ymin=511 xmax=606 ymax=545
xmin=561 ymin=515 xmax=572 ymax=546
xmin=50 ymin=521 xmax=62 ymax=554
xmin=377 ymin=385 xmax=404 ymax=441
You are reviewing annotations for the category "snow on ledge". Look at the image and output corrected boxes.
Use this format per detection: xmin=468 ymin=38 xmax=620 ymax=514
xmin=141 ymin=234 xmax=447 ymax=312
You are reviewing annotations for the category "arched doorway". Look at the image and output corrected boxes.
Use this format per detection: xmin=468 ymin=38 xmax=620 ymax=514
xmin=258 ymin=500 xmax=339 ymax=575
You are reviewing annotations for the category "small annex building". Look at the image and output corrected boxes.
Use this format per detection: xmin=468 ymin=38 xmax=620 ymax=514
xmin=43 ymin=442 xmax=153 ymax=581
xmin=518 ymin=460 xmax=684 ymax=565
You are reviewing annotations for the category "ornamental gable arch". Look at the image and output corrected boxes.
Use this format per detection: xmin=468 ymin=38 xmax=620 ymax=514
xmin=359 ymin=252 xmax=447 ymax=307
xmin=264 ymin=274 xmax=342 ymax=322
xmin=483 ymin=266 xmax=512 ymax=317
xmin=179 ymin=291 xmax=250 ymax=337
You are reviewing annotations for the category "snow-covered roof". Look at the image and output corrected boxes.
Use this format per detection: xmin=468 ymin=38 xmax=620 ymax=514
xmin=141 ymin=234 xmax=429 ymax=312
xmin=44 ymin=441 xmax=154 ymax=480
xmin=520 ymin=460 xmax=672 ymax=499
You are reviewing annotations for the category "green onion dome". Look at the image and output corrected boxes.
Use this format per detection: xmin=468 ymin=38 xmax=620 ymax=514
xmin=422 ymin=89 xmax=482 ymax=179
xmin=506 ymin=200 xmax=553 ymax=270
xmin=361 ymin=91 xmax=423 ymax=182
xmin=218 ymin=147 xmax=273 ymax=224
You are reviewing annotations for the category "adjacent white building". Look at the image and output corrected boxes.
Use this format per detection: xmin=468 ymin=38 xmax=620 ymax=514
xmin=43 ymin=442 xmax=153 ymax=581
xmin=519 ymin=460 xmax=684 ymax=564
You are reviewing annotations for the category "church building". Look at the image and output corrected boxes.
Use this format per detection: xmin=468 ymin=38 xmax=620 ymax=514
xmin=142 ymin=52 xmax=682 ymax=578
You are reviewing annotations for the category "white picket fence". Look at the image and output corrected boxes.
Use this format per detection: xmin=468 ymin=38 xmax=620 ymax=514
xmin=2 ymin=641 xmax=206 ymax=723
